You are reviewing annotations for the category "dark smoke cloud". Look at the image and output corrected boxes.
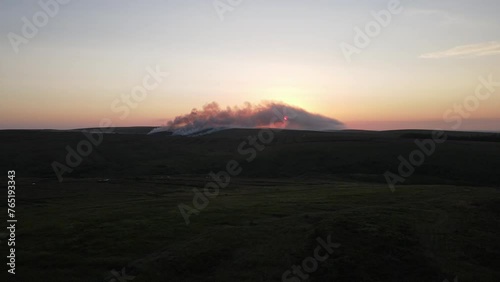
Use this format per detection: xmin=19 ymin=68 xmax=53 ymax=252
xmin=149 ymin=101 xmax=343 ymax=135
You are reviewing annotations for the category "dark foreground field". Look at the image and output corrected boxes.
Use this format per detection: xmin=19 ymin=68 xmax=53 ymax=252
xmin=0 ymin=129 xmax=499 ymax=282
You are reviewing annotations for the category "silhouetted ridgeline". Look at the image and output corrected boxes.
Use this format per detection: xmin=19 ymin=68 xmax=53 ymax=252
xmin=400 ymin=132 xmax=500 ymax=143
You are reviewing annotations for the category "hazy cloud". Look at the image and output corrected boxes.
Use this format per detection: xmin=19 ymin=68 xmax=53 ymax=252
xmin=420 ymin=41 xmax=500 ymax=59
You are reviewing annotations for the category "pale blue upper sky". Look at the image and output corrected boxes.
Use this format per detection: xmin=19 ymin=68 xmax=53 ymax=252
xmin=1 ymin=0 xmax=500 ymax=130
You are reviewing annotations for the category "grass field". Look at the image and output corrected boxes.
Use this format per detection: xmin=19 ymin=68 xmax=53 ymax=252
xmin=1 ymin=129 xmax=499 ymax=281
xmin=6 ymin=177 xmax=500 ymax=282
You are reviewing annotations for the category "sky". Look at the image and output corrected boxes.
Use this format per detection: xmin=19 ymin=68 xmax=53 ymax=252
xmin=1 ymin=0 xmax=499 ymax=131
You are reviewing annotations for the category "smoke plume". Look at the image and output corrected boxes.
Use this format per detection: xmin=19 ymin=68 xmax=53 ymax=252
xmin=149 ymin=101 xmax=343 ymax=135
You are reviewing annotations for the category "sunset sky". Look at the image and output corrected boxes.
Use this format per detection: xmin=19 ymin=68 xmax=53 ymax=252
xmin=1 ymin=0 xmax=499 ymax=131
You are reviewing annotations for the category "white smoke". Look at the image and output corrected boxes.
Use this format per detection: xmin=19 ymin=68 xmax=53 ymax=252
xmin=149 ymin=101 xmax=343 ymax=135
